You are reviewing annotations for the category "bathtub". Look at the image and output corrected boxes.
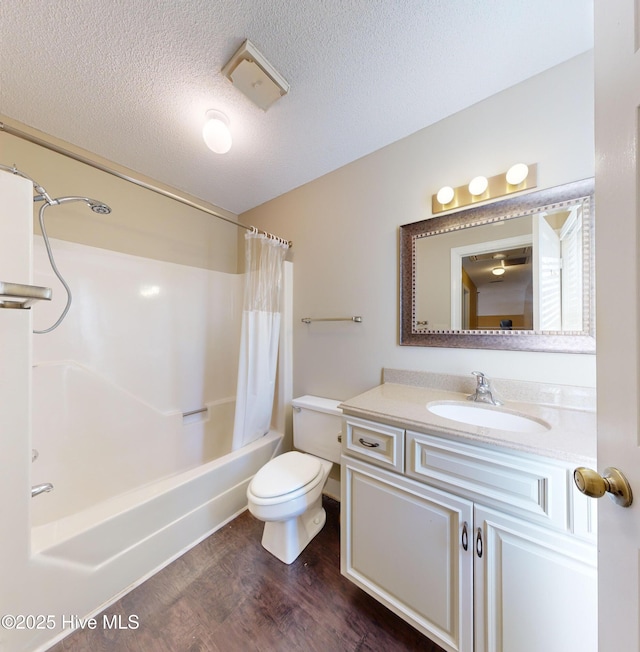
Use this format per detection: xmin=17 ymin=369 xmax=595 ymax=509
xmin=31 ymin=360 xmax=282 ymax=559
xmin=26 ymin=361 xmax=282 ymax=651
xmin=31 ymin=429 xmax=282 ymax=566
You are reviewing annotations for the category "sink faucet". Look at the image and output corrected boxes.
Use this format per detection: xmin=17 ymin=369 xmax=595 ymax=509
xmin=467 ymin=371 xmax=502 ymax=406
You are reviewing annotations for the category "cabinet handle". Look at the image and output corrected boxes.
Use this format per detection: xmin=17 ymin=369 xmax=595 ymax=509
xmin=358 ymin=438 xmax=380 ymax=448
xmin=461 ymin=522 xmax=469 ymax=551
xmin=476 ymin=528 xmax=483 ymax=558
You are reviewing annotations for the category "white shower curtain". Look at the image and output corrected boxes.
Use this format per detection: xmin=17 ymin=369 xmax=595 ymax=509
xmin=232 ymin=230 xmax=288 ymax=450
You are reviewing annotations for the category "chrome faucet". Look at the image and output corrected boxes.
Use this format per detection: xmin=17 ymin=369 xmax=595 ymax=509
xmin=31 ymin=482 xmax=53 ymax=498
xmin=467 ymin=371 xmax=502 ymax=406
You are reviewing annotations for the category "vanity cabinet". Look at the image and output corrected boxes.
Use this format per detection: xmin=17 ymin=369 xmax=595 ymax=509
xmin=341 ymin=417 xmax=597 ymax=652
xmin=342 ymin=456 xmax=474 ymax=651
xmin=474 ymin=505 xmax=596 ymax=652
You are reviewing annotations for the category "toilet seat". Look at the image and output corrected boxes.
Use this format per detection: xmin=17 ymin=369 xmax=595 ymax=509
xmin=249 ymin=452 xmax=324 ymax=505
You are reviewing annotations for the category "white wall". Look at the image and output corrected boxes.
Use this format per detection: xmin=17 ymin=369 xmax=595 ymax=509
xmin=242 ymin=52 xmax=596 ymax=401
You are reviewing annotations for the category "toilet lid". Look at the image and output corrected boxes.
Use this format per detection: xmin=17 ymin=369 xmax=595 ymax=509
xmin=250 ymin=451 xmax=323 ymax=499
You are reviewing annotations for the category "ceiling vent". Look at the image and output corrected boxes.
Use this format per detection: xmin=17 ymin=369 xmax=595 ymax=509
xmin=222 ymin=40 xmax=289 ymax=111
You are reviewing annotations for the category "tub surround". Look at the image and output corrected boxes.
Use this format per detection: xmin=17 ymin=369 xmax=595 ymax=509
xmin=339 ymin=368 xmax=596 ymax=465
xmin=7 ymin=232 xmax=281 ymax=652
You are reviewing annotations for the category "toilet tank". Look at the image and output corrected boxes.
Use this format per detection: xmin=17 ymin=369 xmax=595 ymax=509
xmin=292 ymin=395 xmax=343 ymax=464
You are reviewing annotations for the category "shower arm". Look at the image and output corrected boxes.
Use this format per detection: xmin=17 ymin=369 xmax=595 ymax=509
xmin=1 ymin=164 xmax=110 ymax=213
xmin=0 ymin=163 xmax=55 ymax=204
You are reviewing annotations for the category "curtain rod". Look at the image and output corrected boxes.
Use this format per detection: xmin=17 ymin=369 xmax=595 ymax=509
xmin=0 ymin=121 xmax=291 ymax=247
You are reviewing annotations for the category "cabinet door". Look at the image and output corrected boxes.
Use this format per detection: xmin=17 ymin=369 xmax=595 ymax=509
xmin=341 ymin=457 xmax=473 ymax=652
xmin=474 ymin=505 xmax=597 ymax=652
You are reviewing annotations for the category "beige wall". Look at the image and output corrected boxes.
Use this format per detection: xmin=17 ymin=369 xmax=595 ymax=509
xmin=1 ymin=124 xmax=240 ymax=273
xmin=242 ymin=52 xmax=596 ymax=401
xmin=1 ymin=52 xmax=596 ymax=402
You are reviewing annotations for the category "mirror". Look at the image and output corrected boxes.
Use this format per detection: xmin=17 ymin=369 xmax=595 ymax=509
xmin=400 ymin=179 xmax=594 ymax=353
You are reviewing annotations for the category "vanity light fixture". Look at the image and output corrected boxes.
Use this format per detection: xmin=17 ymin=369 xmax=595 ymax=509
xmin=203 ymin=110 xmax=232 ymax=154
xmin=468 ymin=176 xmax=489 ymax=196
xmin=436 ymin=186 xmax=455 ymax=205
xmin=432 ymin=163 xmax=537 ymax=214
xmin=506 ymin=163 xmax=529 ymax=186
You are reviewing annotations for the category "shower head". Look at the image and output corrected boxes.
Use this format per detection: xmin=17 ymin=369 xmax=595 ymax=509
xmin=87 ymin=201 xmax=111 ymax=215
xmin=53 ymin=196 xmax=112 ymax=214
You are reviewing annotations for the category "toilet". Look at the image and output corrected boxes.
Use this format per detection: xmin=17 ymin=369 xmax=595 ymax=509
xmin=247 ymin=395 xmax=342 ymax=564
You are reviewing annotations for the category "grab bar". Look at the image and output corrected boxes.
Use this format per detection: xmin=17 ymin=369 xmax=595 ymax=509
xmin=182 ymin=407 xmax=208 ymax=418
xmin=301 ymin=316 xmax=362 ymax=324
xmin=31 ymin=482 xmax=53 ymax=497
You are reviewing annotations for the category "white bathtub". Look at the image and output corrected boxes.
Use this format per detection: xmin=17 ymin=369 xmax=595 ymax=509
xmin=26 ymin=361 xmax=282 ymax=651
xmin=31 ymin=361 xmax=282 ymax=561
xmin=32 ymin=428 xmax=282 ymax=567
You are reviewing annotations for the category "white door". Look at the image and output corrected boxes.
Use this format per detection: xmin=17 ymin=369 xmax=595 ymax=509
xmin=595 ymin=2 xmax=640 ymax=649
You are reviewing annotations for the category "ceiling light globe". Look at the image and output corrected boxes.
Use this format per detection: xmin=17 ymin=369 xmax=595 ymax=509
xmin=436 ymin=186 xmax=455 ymax=205
xmin=506 ymin=163 xmax=529 ymax=186
xmin=203 ymin=110 xmax=232 ymax=154
xmin=468 ymin=176 xmax=488 ymax=196
xmin=492 ymin=267 xmax=506 ymax=276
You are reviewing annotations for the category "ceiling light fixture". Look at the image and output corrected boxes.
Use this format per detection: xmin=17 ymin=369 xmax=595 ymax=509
xmin=492 ymin=257 xmax=506 ymax=276
xmin=431 ymin=163 xmax=537 ymax=214
xmin=203 ymin=110 xmax=232 ymax=154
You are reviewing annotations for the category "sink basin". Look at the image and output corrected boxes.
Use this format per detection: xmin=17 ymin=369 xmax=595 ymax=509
xmin=427 ymin=401 xmax=550 ymax=434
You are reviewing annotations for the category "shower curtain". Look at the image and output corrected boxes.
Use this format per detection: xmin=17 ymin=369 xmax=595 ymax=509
xmin=232 ymin=230 xmax=288 ymax=450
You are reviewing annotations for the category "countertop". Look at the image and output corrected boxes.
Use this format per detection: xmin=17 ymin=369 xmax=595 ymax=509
xmin=339 ymin=382 xmax=597 ymax=466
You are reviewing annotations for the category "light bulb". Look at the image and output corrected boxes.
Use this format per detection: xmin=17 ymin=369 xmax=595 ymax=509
xmin=492 ymin=267 xmax=506 ymax=276
xmin=468 ymin=176 xmax=488 ymax=196
xmin=203 ymin=110 xmax=232 ymax=154
xmin=436 ymin=186 xmax=455 ymax=205
xmin=506 ymin=163 xmax=529 ymax=186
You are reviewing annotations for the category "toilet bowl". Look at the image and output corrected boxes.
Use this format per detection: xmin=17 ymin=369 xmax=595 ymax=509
xmin=247 ymin=396 xmax=342 ymax=564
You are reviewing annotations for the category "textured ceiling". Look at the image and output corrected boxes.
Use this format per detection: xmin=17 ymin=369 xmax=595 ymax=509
xmin=0 ymin=1 xmax=593 ymax=215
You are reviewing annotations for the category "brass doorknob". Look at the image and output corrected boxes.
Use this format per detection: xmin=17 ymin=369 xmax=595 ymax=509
xmin=574 ymin=466 xmax=633 ymax=507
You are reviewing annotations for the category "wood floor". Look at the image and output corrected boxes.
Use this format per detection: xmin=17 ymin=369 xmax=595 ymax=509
xmin=48 ymin=497 xmax=444 ymax=652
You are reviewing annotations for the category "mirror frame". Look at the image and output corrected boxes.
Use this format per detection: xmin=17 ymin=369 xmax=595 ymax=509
xmin=400 ymin=178 xmax=595 ymax=353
